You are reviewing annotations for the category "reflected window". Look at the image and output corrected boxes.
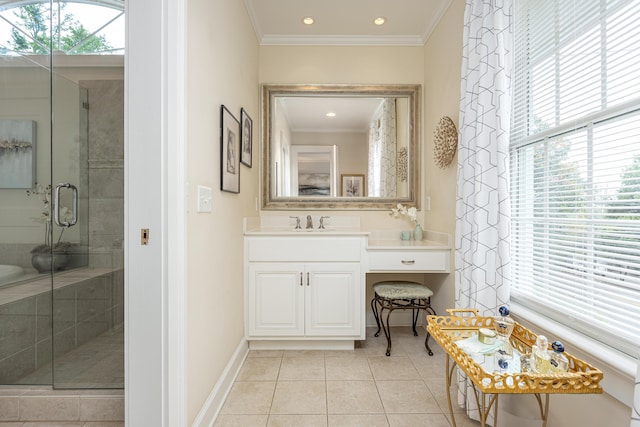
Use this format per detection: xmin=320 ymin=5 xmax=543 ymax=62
xmin=0 ymin=1 xmax=124 ymax=55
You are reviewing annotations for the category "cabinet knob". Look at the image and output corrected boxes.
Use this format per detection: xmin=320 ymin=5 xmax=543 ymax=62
xmin=401 ymin=260 xmax=416 ymax=265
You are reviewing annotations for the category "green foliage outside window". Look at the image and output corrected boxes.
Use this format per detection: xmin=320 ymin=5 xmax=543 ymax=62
xmin=7 ymin=3 xmax=111 ymax=54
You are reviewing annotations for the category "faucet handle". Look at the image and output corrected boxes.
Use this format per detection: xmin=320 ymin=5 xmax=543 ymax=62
xmin=289 ymin=216 xmax=301 ymax=229
xmin=319 ymin=216 xmax=330 ymax=229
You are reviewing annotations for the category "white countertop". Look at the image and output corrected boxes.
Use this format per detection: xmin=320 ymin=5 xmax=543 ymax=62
xmin=243 ymin=217 xmax=452 ymax=250
xmin=243 ymin=226 xmax=369 ymax=237
xmin=366 ymin=239 xmax=449 ymax=250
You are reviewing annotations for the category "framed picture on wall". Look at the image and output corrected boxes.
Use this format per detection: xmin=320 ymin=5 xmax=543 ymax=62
xmin=0 ymin=119 xmax=36 ymax=189
xmin=220 ymin=105 xmax=240 ymax=193
xmin=240 ymin=108 xmax=252 ymax=168
xmin=341 ymin=174 xmax=365 ymax=197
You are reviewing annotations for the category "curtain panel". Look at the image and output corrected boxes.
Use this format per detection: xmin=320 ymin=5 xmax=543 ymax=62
xmin=455 ymin=0 xmax=514 ymax=421
xmin=367 ymin=98 xmax=397 ymax=197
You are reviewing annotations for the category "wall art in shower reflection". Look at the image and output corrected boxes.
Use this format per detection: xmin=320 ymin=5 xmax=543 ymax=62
xmin=0 ymin=119 xmax=36 ymax=189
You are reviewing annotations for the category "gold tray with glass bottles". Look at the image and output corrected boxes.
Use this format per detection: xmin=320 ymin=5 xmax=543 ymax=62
xmin=427 ymin=309 xmax=603 ymax=395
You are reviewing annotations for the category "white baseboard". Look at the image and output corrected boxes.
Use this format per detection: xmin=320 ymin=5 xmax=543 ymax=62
xmin=248 ymin=340 xmax=354 ymax=350
xmin=191 ymin=338 xmax=249 ymax=427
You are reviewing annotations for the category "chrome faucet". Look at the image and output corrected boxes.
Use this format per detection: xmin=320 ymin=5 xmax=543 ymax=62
xmin=306 ymin=215 xmax=313 ymax=229
xmin=290 ymin=216 xmax=302 ymax=229
xmin=319 ymin=216 xmax=330 ymax=229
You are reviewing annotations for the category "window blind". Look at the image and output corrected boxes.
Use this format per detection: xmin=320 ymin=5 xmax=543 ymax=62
xmin=511 ymin=0 xmax=640 ymax=356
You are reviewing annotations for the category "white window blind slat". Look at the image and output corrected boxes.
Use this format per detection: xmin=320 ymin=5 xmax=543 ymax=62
xmin=511 ymin=0 xmax=640 ymax=356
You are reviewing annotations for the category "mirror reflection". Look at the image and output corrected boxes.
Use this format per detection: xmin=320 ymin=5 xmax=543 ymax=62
xmin=262 ymin=84 xmax=421 ymax=210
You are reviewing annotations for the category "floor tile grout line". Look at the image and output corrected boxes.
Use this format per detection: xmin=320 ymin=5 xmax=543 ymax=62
xmin=236 ymin=327 xmax=477 ymax=427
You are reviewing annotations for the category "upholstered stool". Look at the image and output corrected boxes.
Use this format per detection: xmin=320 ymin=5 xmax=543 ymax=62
xmin=370 ymin=281 xmax=436 ymax=356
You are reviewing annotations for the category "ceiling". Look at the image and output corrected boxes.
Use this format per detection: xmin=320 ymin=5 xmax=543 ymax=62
xmin=244 ymin=0 xmax=454 ymax=46
xmin=279 ymin=97 xmax=384 ymax=133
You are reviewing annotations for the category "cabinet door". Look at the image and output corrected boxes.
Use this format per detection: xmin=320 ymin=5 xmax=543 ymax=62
xmin=305 ymin=263 xmax=360 ymax=336
xmin=248 ymin=263 xmax=304 ymax=336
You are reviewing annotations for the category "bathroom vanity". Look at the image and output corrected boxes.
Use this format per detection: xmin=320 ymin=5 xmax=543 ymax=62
xmin=243 ymin=217 xmax=451 ymax=350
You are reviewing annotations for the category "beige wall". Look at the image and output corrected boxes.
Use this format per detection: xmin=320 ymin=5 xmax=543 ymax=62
xmin=422 ymin=0 xmax=464 ymax=317
xmin=260 ymin=46 xmax=424 ymax=86
xmin=185 ymin=0 xmax=259 ymax=423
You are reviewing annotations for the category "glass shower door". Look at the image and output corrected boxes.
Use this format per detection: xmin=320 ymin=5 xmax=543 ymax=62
xmin=50 ymin=70 xmax=124 ymax=390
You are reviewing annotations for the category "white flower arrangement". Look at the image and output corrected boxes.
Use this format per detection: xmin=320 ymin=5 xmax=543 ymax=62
xmin=390 ymin=203 xmax=421 ymax=228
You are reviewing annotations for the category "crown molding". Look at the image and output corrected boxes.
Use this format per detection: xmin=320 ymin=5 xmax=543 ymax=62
xmin=243 ymin=0 xmax=263 ymax=44
xmin=421 ymin=0 xmax=454 ymax=44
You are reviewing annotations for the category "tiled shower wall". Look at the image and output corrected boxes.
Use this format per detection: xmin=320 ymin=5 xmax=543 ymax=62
xmin=82 ymin=79 xmax=125 ymax=270
xmin=0 ymin=269 xmax=124 ymax=384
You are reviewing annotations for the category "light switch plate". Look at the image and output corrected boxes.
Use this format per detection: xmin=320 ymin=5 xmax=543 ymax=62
xmin=197 ymin=185 xmax=212 ymax=213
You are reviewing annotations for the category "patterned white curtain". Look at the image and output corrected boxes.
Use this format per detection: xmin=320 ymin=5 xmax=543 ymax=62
xmin=367 ymin=98 xmax=397 ymax=197
xmin=455 ymin=0 xmax=513 ymax=422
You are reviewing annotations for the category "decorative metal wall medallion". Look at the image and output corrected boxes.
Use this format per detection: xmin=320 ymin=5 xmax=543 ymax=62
xmin=433 ymin=116 xmax=458 ymax=169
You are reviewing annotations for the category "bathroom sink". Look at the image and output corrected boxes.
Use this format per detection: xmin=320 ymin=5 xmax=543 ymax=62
xmin=243 ymin=216 xmax=365 ymax=236
xmin=246 ymin=226 xmax=361 ymax=235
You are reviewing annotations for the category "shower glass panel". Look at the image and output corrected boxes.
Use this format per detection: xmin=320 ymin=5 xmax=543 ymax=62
xmin=0 ymin=52 xmax=54 ymax=386
xmin=0 ymin=0 xmax=124 ymax=389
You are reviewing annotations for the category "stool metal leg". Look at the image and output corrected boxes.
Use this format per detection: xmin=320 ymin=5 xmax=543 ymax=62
xmin=411 ymin=304 xmax=420 ymax=336
xmin=371 ymin=294 xmax=382 ymax=337
xmin=380 ymin=304 xmax=394 ymax=356
xmin=424 ymin=300 xmax=436 ymax=356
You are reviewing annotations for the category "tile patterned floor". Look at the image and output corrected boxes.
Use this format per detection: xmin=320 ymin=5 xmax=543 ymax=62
xmin=17 ymin=325 xmax=124 ymax=388
xmin=216 ymin=327 xmax=481 ymax=427
xmin=0 ymin=327 xmax=125 ymax=426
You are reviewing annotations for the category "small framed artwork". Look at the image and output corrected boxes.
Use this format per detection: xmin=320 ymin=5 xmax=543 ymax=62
xmin=220 ymin=105 xmax=240 ymax=193
xmin=341 ymin=174 xmax=365 ymax=197
xmin=240 ymin=108 xmax=253 ymax=168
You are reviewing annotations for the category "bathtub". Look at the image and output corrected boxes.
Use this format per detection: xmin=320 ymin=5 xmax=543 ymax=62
xmin=0 ymin=264 xmax=26 ymax=286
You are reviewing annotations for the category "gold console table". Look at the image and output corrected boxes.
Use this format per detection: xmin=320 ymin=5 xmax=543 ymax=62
xmin=427 ymin=309 xmax=603 ymax=427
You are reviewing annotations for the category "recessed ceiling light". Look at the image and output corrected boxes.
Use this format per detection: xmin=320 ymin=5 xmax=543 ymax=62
xmin=326 ymin=112 xmax=336 ymax=117
xmin=303 ymin=17 xmax=314 ymax=25
xmin=374 ymin=17 xmax=386 ymax=26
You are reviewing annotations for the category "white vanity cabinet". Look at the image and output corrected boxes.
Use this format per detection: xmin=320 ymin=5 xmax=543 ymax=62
xmin=245 ymin=236 xmax=366 ymax=346
xmin=247 ymin=262 xmax=360 ymax=336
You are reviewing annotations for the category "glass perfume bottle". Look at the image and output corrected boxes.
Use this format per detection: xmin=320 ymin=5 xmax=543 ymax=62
xmin=550 ymin=341 xmax=569 ymax=372
xmin=494 ymin=305 xmax=515 ymax=356
xmin=494 ymin=305 xmax=515 ymax=340
xmin=532 ymin=335 xmax=551 ymax=374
